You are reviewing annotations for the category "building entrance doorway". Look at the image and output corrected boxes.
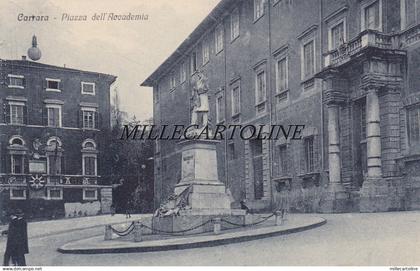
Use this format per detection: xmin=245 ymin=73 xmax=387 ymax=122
xmin=251 ymin=139 xmax=264 ymax=200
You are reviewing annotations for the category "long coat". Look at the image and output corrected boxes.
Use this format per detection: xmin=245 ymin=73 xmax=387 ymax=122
xmin=5 ymin=217 xmax=29 ymax=255
xmin=276 ymin=190 xmax=290 ymax=211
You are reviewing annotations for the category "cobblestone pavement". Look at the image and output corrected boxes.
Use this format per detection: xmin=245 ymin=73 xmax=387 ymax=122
xmin=1 ymin=211 xmax=419 ymax=266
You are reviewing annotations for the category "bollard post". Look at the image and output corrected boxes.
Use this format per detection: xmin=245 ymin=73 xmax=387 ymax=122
xmin=275 ymin=210 xmax=283 ymax=226
xmin=213 ymin=217 xmax=221 ymax=235
xmin=104 ymin=225 xmax=112 ymax=241
xmin=133 ymin=221 xmax=142 ymax=242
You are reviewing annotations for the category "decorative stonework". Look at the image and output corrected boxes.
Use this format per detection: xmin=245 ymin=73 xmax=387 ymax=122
xmin=324 ymin=29 xmax=407 ymax=68
xmin=322 ymin=70 xmax=348 ymax=105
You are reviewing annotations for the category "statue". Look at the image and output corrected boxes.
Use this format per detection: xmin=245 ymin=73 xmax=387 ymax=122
xmin=190 ymin=71 xmax=210 ymax=129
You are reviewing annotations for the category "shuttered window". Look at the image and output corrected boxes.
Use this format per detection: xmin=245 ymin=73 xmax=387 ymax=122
xmin=305 ymin=137 xmax=315 ymax=173
xmin=10 ymin=105 xmax=24 ymax=124
xmin=47 ymin=106 xmax=61 ymax=127
xmin=84 ymin=156 xmax=96 ymax=176
xmin=81 ymin=109 xmax=98 ymax=129
xmin=303 ymin=40 xmax=315 ymax=79
xmin=230 ymin=8 xmax=240 ymax=41
xmin=408 ymin=106 xmax=420 ymax=151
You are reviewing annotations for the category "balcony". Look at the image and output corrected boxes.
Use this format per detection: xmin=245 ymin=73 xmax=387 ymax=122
xmin=322 ymin=26 xmax=420 ymax=69
xmin=0 ymin=174 xmax=109 ymax=188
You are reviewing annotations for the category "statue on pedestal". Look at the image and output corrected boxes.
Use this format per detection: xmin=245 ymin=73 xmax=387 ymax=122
xmin=188 ymin=71 xmax=211 ymax=138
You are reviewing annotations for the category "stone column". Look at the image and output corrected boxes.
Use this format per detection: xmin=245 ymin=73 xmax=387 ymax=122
xmin=366 ymin=87 xmax=382 ymax=178
xmin=327 ymin=104 xmax=342 ymax=187
xmin=360 ymin=84 xmax=388 ymax=212
xmin=320 ymin=102 xmax=348 ymax=213
xmin=319 ymin=71 xmax=349 ymax=213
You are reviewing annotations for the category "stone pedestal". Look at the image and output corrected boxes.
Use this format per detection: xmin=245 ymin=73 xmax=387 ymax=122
xmin=151 ymin=139 xmax=244 ymax=235
xmin=100 ymin=187 xmax=113 ymax=214
xmin=175 ymin=139 xmax=231 ymax=215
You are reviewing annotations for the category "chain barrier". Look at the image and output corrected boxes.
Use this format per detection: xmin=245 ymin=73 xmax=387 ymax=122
xmin=220 ymin=212 xmax=276 ymax=228
xmin=110 ymin=222 xmax=135 ymax=237
xmin=140 ymin=219 xmax=213 ymax=235
xmin=107 ymin=211 xmax=279 ymax=238
xmin=139 ymin=211 xmax=278 ymax=235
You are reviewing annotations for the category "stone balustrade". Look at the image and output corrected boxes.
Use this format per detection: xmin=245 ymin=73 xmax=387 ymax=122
xmin=323 ymin=27 xmax=420 ymax=68
xmin=0 ymin=173 xmax=105 ymax=187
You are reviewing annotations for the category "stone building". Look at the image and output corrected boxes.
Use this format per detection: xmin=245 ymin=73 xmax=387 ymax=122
xmin=0 ymin=58 xmax=116 ymax=219
xmin=142 ymin=0 xmax=420 ymax=213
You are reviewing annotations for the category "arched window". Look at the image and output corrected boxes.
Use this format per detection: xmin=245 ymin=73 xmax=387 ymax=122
xmin=82 ymin=139 xmax=97 ymax=150
xmin=8 ymin=136 xmax=26 ymax=174
xmin=46 ymin=136 xmax=62 ymax=148
xmin=46 ymin=137 xmax=63 ymax=175
xmin=82 ymin=139 xmax=97 ymax=176
xmin=9 ymin=135 xmax=25 ymax=146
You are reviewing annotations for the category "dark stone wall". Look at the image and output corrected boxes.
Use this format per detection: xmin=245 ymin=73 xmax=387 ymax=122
xmin=152 ymin=0 xmax=420 ymax=212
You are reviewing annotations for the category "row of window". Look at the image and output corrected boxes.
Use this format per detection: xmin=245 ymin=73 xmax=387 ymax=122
xmin=7 ymin=74 xmax=96 ymax=95
xmin=9 ymin=136 xmax=98 ymax=176
xmin=271 ymin=105 xmax=420 ymax=176
xmin=10 ymin=154 xmax=97 ymax=176
xmin=166 ymin=7 xmax=240 ymax=92
xmin=4 ymin=102 xmax=99 ymax=129
xmin=214 ymin=63 xmax=286 ymax=123
xmin=162 ymin=0 xmax=387 ymax=95
xmin=9 ymin=187 xmax=98 ymax=201
xmin=225 ymin=136 xmax=316 ymax=177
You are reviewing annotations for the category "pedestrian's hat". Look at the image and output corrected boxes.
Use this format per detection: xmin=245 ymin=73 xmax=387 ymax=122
xmin=14 ymin=209 xmax=24 ymax=216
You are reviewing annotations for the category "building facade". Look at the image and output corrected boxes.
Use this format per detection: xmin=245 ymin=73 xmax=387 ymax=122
xmin=142 ymin=0 xmax=420 ymax=213
xmin=0 ymin=58 xmax=116 ymax=220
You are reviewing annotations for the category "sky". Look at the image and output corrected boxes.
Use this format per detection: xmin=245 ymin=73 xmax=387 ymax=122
xmin=0 ymin=0 xmax=221 ymax=121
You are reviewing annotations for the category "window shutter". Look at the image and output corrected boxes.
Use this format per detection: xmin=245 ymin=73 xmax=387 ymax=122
xmin=79 ymin=110 xmax=84 ymax=128
xmin=5 ymin=104 xmax=10 ymax=124
xmin=94 ymin=112 xmax=99 ymax=129
xmin=0 ymin=147 xmax=4 ymax=173
xmin=313 ymin=136 xmax=319 ymax=171
xmin=23 ymin=105 xmax=28 ymax=124
xmin=22 ymin=77 xmax=26 ymax=88
xmin=23 ymin=156 xmax=27 ymax=174
xmin=42 ymin=107 xmax=48 ymax=126
xmin=5 ymin=153 xmax=11 ymax=173
xmin=61 ymin=156 xmax=65 ymax=175
xmin=43 ymin=79 xmax=48 ymax=89
xmin=300 ymin=141 xmax=306 ymax=174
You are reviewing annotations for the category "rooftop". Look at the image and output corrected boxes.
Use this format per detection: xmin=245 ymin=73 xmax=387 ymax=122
xmin=1 ymin=59 xmax=117 ymax=83
xmin=140 ymin=0 xmax=235 ymax=87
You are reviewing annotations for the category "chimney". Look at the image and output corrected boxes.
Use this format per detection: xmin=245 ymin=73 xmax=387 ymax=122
xmin=22 ymin=55 xmax=27 ymax=60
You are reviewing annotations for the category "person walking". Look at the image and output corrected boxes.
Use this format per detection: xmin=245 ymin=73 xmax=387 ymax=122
xmin=280 ymin=185 xmax=290 ymax=221
xmin=3 ymin=209 xmax=29 ymax=266
xmin=275 ymin=184 xmax=290 ymax=222
xmin=125 ymin=200 xmax=132 ymax=219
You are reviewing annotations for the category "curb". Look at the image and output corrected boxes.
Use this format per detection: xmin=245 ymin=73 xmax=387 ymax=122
xmin=1 ymin=216 xmax=151 ymax=241
xmin=57 ymin=218 xmax=326 ymax=254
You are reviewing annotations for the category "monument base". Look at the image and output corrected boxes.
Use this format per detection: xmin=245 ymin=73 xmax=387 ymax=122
xmin=151 ymin=139 xmax=248 ymax=234
xmin=174 ymin=181 xmax=232 ymax=215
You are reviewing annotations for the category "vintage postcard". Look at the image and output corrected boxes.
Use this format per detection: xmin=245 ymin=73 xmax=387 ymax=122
xmin=0 ymin=0 xmax=419 ymax=269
